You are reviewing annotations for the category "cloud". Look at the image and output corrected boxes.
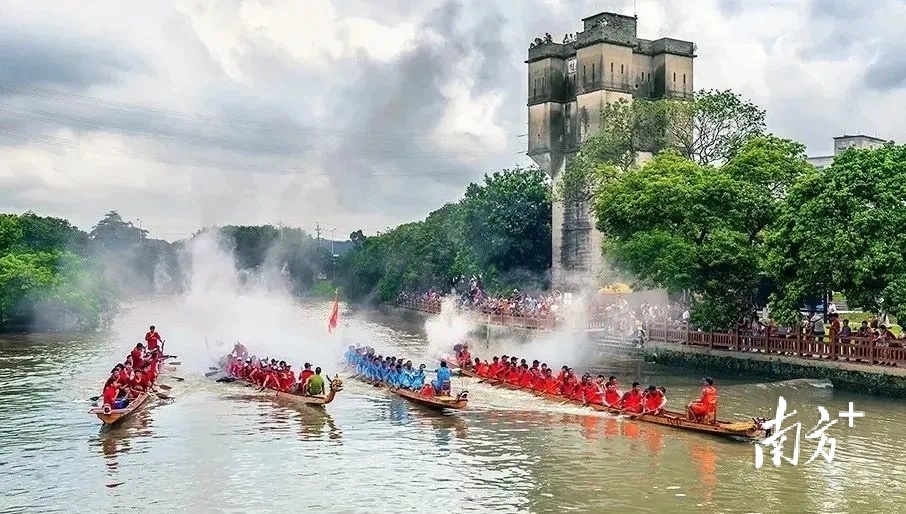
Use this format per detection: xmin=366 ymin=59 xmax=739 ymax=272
xmin=2 ymin=0 xmax=906 ymax=241
xmin=0 ymin=34 xmax=137 ymax=91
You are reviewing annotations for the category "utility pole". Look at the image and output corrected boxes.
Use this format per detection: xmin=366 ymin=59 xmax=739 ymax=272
xmin=315 ymin=222 xmax=322 ymax=247
xmin=330 ymin=227 xmax=337 ymax=281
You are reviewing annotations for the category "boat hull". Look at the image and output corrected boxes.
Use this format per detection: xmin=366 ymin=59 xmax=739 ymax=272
xmin=89 ymin=393 xmax=152 ymax=425
xmin=351 ymin=373 xmax=468 ymax=411
xmin=444 ymin=358 xmax=764 ymax=440
xmin=226 ymin=377 xmax=340 ymax=406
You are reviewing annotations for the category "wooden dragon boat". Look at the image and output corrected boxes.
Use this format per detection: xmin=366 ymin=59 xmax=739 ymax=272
xmin=89 ymin=392 xmax=152 ymax=426
xmin=351 ymin=374 xmax=469 ymax=411
xmin=220 ymin=375 xmax=343 ymax=407
xmin=443 ymin=358 xmax=766 ymax=441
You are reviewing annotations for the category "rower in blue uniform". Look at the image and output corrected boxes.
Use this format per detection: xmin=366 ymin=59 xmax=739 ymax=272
xmin=433 ymin=360 xmax=452 ymax=395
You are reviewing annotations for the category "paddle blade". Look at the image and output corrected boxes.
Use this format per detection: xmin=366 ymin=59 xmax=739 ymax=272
xmin=204 ymin=371 xmax=221 ymax=377
xmin=158 ymin=384 xmax=173 ymax=390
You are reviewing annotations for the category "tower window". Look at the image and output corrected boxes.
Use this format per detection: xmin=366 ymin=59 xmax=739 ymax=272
xmin=592 ymin=63 xmax=596 ymax=82
xmin=683 ymin=73 xmax=686 ymax=85
xmin=542 ymin=76 xmax=545 ymax=94
xmin=620 ymin=64 xmax=624 ymax=75
xmin=583 ymin=65 xmax=586 ymax=84
xmin=610 ymin=62 xmax=614 ymax=74
xmin=533 ymin=79 xmax=537 ymax=97
xmin=673 ymin=72 xmax=676 ymax=82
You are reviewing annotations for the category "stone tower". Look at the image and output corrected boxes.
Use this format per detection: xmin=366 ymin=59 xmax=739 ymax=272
xmin=527 ymin=12 xmax=695 ymax=291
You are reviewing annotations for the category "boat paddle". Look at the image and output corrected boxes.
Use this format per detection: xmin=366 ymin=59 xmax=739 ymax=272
xmin=170 ymin=376 xmax=185 ymax=382
xmin=168 ymin=361 xmax=181 ymax=366
xmin=157 ymin=384 xmax=173 ymax=390
xmin=89 ymin=395 xmax=100 ymax=402
xmin=204 ymin=370 xmax=221 ymax=378
xmin=164 ymin=354 xmax=178 ymax=359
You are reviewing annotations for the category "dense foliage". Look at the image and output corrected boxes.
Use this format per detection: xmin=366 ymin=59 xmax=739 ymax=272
xmin=765 ymin=143 xmax=906 ymax=324
xmin=337 ymin=167 xmax=552 ymax=302
xmin=0 ymin=210 xmax=342 ymax=332
xmin=570 ymin=87 xmax=906 ymax=329
xmin=0 ymin=213 xmax=114 ymax=331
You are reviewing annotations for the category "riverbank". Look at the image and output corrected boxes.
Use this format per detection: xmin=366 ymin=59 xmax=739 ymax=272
xmin=642 ymin=340 xmax=906 ymax=399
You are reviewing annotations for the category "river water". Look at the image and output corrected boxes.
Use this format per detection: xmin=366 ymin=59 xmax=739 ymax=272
xmin=2 ymin=302 xmax=905 ymax=514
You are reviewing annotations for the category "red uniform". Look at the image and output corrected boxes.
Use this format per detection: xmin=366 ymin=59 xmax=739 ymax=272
xmin=621 ymin=390 xmax=643 ymax=413
xmin=583 ymin=383 xmax=604 ymax=405
xmin=487 ymin=362 xmax=503 ymax=377
xmin=102 ymin=382 xmax=120 ymax=407
xmin=644 ymin=390 xmax=664 ymax=413
xmin=604 ymin=385 xmax=621 ymax=407
xmin=689 ymin=386 xmax=717 ymax=417
xmin=130 ymin=348 xmax=145 ymax=369
xmin=568 ymin=382 xmax=585 ymax=401
xmin=145 ymin=330 xmax=163 ymax=351
xmin=518 ymin=371 xmax=534 ymax=388
xmin=457 ymin=350 xmax=471 ymax=368
xmin=505 ymin=367 xmax=522 ymax=383
xmin=475 ymin=361 xmax=489 ymax=376
xmin=299 ymin=369 xmax=315 ymax=384
xmin=280 ymin=371 xmax=295 ymax=392
xmin=542 ymin=377 xmax=561 ymax=395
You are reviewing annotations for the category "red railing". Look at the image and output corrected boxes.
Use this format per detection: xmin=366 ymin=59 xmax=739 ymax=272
xmin=648 ymin=319 xmax=906 ymax=368
xmin=395 ymin=298 xmax=906 ymax=368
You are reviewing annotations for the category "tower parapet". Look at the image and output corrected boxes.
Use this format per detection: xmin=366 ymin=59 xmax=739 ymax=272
xmin=527 ymin=11 xmax=696 ymax=291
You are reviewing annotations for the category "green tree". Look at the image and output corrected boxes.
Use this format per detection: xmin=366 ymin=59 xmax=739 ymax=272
xmin=89 ymin=210 xmax=147 ymax=248
xmin=665 ymin=89 xmax=766 ymax=165
xmin=594 ymin=136 xmax=810 ymax=329
xmin=765 ymin=143 xmax=906 ymax=324
xmin=462 ymin=166 xmax=551 ymax=280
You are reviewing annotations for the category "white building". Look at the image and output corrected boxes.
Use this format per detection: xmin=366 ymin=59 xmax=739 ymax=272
xmin=807 ymin=134 xmax=890 ymax=169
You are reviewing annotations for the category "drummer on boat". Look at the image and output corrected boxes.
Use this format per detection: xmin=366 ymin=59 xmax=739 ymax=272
xmin=687 ymin=378 xmax=718 ymax=423
xmin=145 ymin=325 xmax=165 ymax=353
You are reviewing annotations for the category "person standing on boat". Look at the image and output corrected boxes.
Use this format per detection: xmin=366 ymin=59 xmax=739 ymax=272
xmin=145 ymin=325 xmax=164 ymax=353
xmin=687 ymin=378 xmax=718 ymax=422
xmin=130 ymin=343 xmax=146 ymax=370
xmin=303 ymin=367 xmax=326 ymax=396
xmin=432 ymin=360 xmax=452 ymax=395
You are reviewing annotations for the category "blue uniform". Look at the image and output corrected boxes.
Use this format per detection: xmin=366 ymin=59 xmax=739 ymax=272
xmin=433 ymin=366 xmax=452 ymax=393
xmin=410 ymin=370 xmax=425 ymax=389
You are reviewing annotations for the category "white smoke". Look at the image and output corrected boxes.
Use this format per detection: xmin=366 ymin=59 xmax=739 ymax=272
xmin=108 ymin=231 xmax=344 ymax=374
xmin=421 ymin=294 xmax=597 ymax=369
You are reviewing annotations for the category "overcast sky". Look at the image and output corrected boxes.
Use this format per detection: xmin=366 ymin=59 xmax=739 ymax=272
xmin=2 ymin=0 xmax=905 ymax=241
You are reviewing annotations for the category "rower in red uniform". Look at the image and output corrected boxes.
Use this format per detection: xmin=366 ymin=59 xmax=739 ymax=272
xmin=643 ymin=386 xmax=667 ymax=415
xmin=687 ymin=378 xmax=718 ymax=422
xmin=583 ymin=376 xmax=605 ymax=405
xmin=603 ymin=376 xmax=621 ymax=408
xmin=486 ymin=357 xmax=502 ymax=377
xmin=130 ymin=343 xmax=146 ymax=370
xmin=562 ymin=369 xmax=579 ymax=396
xmin=102 ymin=378 xmax=121 ymax=410
xmin=518 ymin=364 xmax=534 ymax=388
xmin=145 ymin=325 xmax=164 ymax=353
xmin=620 ymin=382 xmax=644 ymax=414
xmin=281 ymin=364 xmax=296 ymax=392
xmin=541 ymin=369 xmax=561 ymax=395
xmin=474 ymin=358 xmax=489 ymax=376
xmin=299 ymin=363 xmax=315 ymax=386
xmin=505 ymin=363 xmax=523 ymax=384
xmin=457 ymin=344 xmax=472 ymax=369
xmin=569 ymin=375 xmax=587 ymax=401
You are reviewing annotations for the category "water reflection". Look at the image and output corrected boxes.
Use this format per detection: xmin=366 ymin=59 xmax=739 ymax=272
xmin=89 ymin=407 xmax=153 ymax=483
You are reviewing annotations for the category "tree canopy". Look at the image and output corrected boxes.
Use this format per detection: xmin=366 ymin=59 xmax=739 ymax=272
xmin=337 ymin=166 xmax=552 ymax=302
xmin=592 ymin=136 xmax=812 ymax=329
xmin=765 ymin=143 xmax=906 ymax=324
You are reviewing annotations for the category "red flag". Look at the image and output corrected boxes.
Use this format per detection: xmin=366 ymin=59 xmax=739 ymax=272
xmin=327 ymin=290 xmax=340 ymax=333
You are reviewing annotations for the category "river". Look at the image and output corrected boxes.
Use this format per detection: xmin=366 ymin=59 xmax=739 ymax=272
xmin=1 ymin=301 xmax=904 ymax=513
